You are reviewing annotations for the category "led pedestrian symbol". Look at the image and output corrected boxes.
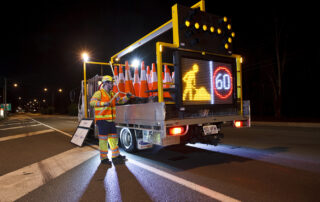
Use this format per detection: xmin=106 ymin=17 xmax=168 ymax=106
xmin=183 ymin=64 xmax=211 ymax=101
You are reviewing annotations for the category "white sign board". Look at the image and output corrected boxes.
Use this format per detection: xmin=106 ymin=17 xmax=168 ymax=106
xmin=71 ymin=128 xmax=90 ymax=146
xmin=79 ymin=119 xmax=93 ymax=128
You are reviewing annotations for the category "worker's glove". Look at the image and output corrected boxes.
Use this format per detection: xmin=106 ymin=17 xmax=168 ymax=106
xmin=103 ymin=102 xmax=110 ymax=106
xmin=126 ymin=92 xmax=132 ymax=97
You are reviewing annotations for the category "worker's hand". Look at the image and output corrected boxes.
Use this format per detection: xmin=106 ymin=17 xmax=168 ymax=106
xmin=126 ymin=92 xmax=132 ymax=97
xmin=103 ymin=102 xmax=110 ymax=106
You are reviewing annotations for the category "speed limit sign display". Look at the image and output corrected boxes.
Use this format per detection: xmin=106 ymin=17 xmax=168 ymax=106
xmin=213 ymin=64 xmax=233 ymax=104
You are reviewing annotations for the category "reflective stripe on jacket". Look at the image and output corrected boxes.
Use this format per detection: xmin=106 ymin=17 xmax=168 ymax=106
xmin=90 ymin=89 xmax=128 ymax=121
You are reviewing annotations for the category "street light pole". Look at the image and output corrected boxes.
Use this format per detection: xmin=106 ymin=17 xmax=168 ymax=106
xmin=83 ymin=60 xmax=88 ymax=118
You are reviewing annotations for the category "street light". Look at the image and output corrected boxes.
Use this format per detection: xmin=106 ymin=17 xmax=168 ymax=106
xmin=13 ymin=83 xmax=18 ymax=87
xmin=58 ymin=88 xmax=63 ymax=93
xmin=82 ymin=52 xmax=89 ymax=62
xmin=44 ymin=88 xmax=48 ymax=92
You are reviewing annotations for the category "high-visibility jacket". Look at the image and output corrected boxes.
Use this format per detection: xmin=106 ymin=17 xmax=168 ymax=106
xmin=90 ymin=89 xmax=128 ymax=121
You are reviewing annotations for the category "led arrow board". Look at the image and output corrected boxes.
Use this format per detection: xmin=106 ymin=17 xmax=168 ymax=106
xmin=181 ymin=57 xmax=234 ymax=105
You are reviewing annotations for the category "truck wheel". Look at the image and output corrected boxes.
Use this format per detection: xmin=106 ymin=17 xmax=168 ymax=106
xmin=119 ymin=128 xmax=137 ymax=153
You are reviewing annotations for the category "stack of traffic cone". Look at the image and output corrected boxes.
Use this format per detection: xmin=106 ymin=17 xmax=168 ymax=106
xmin=139 ymin=61 xmax=149 ymax=98
xmin=113 ymin=65 xmax=119 ymax=93
xmin=147 ymin=65 xmax=152 ymax=96
xmin=151 ymin=63 xmax=158 ymax=96
xmin=125 ymin=61 xmax=135 ymax=97
xmin=133 ymin=65 xmax=140 ymax=96
xmin=118 ymin=64 xmax=125 ymax=97
xmin=163 ymin=65 xmax=172 ymax=99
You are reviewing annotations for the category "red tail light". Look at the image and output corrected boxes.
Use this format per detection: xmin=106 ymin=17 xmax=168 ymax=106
xmin=168 ymin=126 xmax=188 ymax=136
xmin=234 ymin=121 xmax=243 ymax=128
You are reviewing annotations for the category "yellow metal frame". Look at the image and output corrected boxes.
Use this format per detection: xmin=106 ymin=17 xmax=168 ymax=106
xmin=191 ymin=0 xmax=205 ymax=11
xmin=233 ymin=54 xmax=243 ymax=116
xmin=82 ymin=61 xmax=110 ymax=118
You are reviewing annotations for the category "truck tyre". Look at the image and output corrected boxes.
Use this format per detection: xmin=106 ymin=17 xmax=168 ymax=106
xmin=119 ymin=128 xmax=137 ymax=153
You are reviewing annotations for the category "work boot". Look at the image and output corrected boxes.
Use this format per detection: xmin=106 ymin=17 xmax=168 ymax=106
xmin=101 ymin=158 xmax=112 ymax=165
xmin=112 ymin=155 xmax=127 ymax=165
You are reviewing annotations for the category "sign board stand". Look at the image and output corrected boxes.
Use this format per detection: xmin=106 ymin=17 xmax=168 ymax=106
xmin=71 ymin=118 xmax=94 ymax=146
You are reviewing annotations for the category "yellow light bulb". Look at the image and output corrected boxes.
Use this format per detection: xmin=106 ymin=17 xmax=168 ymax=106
xmin=202 ymin=25 xmax=207 ymax=31
xmin=227 ymin=24 xmax=231 ymax=30
xmin=228 ymin=37 xmax=232 ymax=43
xmin=223 ymin=16 xmax=228 ymax=22
xmin=225 ymin=43 xmax=229 ymax=49
xmin=195 ymin=22 xmax=200 ymax=29
xmin=185 ymin=20 xmax=190 ymax=27
xmin=210 ymin=26 xmax=214 ymax=32
xmin=231 ymin=32 xmax=235 ymax=37
xmin=217 ymin=28 xmax=222 ymax=34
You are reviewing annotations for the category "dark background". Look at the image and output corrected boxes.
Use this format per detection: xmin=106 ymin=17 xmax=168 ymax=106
xmin=0 ymin=1 xmax=319 ymax=119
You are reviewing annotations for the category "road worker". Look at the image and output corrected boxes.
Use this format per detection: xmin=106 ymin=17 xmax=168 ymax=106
xmin=90 ymin=75 xmax=131 ymax=165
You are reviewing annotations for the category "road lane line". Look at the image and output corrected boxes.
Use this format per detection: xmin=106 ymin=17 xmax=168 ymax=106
xmin=0 ymin=146 xmax=98 ymax=202
xmin=127 ymin=158 xmax=240 ymax=202
xmin=29 ymin=118 xmax=73 ymax=137
xmin=0 ymin=121 xmax=35 ymax=127
xmin=0 ymin=129 xmax=54 ymax=142
xmin=0 ymin=124 xmax=41 ymax=131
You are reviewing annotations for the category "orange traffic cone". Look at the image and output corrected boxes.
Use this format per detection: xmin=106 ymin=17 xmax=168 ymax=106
xmin=125 ymin=61 xmax=135 ymax=96
xmin=133 ymin=65 xmax=140 ymax=97
xmin=118 ymin=64 xmax=125 ymax=97
xmin=151 ymin=63 xmax=158 ymax=96
xmin=163 ymin=65 xmax=172 ymax=99
xmin=113 ymin=65 xmax=119 ymax=93
xmin=147 ymin=65 xmax=152 ymax=96
xmin=139 ymin=61 xmax=149 ymax=98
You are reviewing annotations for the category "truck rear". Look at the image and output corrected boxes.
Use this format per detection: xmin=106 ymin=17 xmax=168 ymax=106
xmin=78 ymin=0 xmax=250 ymax=152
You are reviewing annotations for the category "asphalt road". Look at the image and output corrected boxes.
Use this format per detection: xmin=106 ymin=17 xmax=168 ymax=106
xmin=0 ymin=114 xmax=320 ymax=202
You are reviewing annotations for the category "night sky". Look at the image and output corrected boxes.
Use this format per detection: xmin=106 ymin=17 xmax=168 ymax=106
xmin=1 ymin=1 xmax=319 ymax=118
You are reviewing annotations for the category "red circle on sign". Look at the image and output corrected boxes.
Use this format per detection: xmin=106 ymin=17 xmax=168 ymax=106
xmin=213 ymin=66 xmax=233 ymax=99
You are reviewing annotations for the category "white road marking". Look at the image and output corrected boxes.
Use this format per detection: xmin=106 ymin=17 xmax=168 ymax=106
xmin=0 ymin=146 xmax=98 ymax=202
xmin=0 ymin=124 xmax=41 ymax=131
xmin=127 ymin=158 xmax=240 ymax=202
xmin=0 ymin=129 xmax=54 ymax=142
xmin=0 ymin=121 xmax=35 ymax=127
xmin=29 ymin=118 xmax=73 ymax=137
